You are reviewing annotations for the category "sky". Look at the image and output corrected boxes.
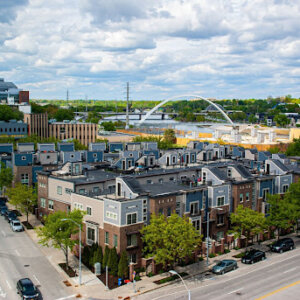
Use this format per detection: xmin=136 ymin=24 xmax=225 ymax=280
xmin=1 ymin=0 xmax=300 ymax=100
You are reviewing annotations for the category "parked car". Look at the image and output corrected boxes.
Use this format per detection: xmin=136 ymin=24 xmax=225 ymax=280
xmin=270 ymin=238 xmax=295 ymax=253
xmin=11 ymin=220 xmax=23 ymax=232
xmin=212 ymin=259 xmax=238 ymax=275
xmin=5 ymin=211 xmax=17 ymax=223
xmin=16 ymin=278 xmax=39 ymax=299
xmin=242 ymin=249 xmax=266 ymax=264
xmin=0 ymin=206 xmax=8 ymax=216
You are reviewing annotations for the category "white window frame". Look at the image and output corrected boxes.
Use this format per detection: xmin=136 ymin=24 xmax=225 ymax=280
xmin=48 ymin=200 xmax=54 ymax=210
xmin=246 ymin=192 xmax=250 ymax=201
xmin=57 ymin=186 xmax=62 ymax=195
xmin=126 ymin=212 xmax=137 ymax=225
xmin=190 ymin=201 xmax=199 ymax=215
xmin=262 ymin=188 xmax=270 ymax=201
xmin=40 ymin=197 xmax=46 ymax=208
xmin=239 ymin=193 xmax=243 ymax=203
xmin=21 ymin=156 xmax=26 ymax=160
xmin=282 ymin=184 xmax=289 ymax=193
xmin=87 ymin=227 xmax=95 ymax=245
xmin=105 ymin=231 xmax=109 ymax=245
xmin=87 ymin=206 xmax=92 ymax=216
xmin=217 ymin=196 xmax=225 ymax=206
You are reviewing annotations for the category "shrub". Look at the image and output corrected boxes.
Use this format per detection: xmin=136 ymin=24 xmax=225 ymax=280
xmin=198 ymin=257 xmax=204 ymax=261
xmin=234 ymin=246 xmax=240 ymax=250
xmin=234 ymin=252 xmax=246 ymax=258
xmin=217 ymin=251 xmax=223 ymax=256
xmin=158 ymin=269 xmax=165 ymax=274
xmin=82 ymin=246 xmax=91 ymax=267
xmin=209 ymin=253 xmax=216 ymax=258
xmin=135 ymin=275 xmax=141 ymax=281
xmin=224 ymin=249 xmax=231 ymax=254
xmin=103 ymin=246 xmax=110 ymax=267
xmin=108 ymin=247 xmax=119 ymax=276
xmin=147 ymin=272 xmax=153 ymax=277
xmin=118 ymin=251 xmax=129 ymax=279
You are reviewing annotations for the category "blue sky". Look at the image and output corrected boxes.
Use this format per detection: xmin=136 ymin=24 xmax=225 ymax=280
xmin=1 ymin=0 xmax=300 ymax=100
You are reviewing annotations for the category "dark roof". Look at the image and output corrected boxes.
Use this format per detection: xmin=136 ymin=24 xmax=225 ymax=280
xmin=272 ymin=159 xmax=289 ymax=172
xmin=277 ymin=153 xmax=286 ymax=159
xmin=234 ymin=164 xmax=252 ymax=178
xmin=249 ymin=149 xmax=258 ymax=154
xmin=0 ymin=81 xmax=17 ymax=91
xmin=209 ymin=167 xmax=227 ymax=181
xmin=122 ymin=177 xmax=145 ymax=194
xmin=262 ymin=151 xmax=271 ymax=156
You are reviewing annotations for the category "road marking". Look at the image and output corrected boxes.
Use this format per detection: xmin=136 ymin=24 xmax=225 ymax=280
xmin=55 ymin=294 xmax=77 ymax=300
xmin=228 ymin=288 xmax=243 ymax=294
xmin=148 ymin=251 xmax=300 ymax=300
xmin=33 ymin=275 xmax=40 ymax=285
xmin=0 ymin=285 xmax=6 ymax=298
xmin=1 ymin=230 xmax=6 ymax=237
xmin=256 ymin=280 xmax=300 ymax=299
xmin=5 ymin=280 xmax=11 ymax=290
xmin=283 ymin=267 xmax=296 ymax=274
xmin=15 ymin=249 xmax=20 ymax=256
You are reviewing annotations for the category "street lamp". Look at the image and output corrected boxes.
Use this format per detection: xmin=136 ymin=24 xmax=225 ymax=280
xmin=206 ymin=208 xmax=223 ymax=266
xmin=169 ymin=270 xmax=191 ymax=300
xmin=61 ymin=218 xmax=82 ymax=285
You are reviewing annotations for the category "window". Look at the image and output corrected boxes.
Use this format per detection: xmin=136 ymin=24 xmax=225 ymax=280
xmin=262 ymin=188 xmax=269 ymax=201
xmin=202 ymin=172 xmax=206 ymax=183
xmin=192 ymin=219 xmax=200 ymax=231
xmin=217 ymin=214 xmax=224 ymax=225
xmin=190 ymin=202 xmax=199 ymax=215
xmin=57 ymin=186 xmax=62 ymax=195
xmin=48 ymin=200 xmax=54 ymax=210
xmin=74 ymin=203 xmax=83 ymax=210
xmin=79 ymin=189 xmax=85 ymax=195
xmin=169 ymin=177 xmax=174 ymax=182
xmin=105 ymin=232 xmax=109 ymax=244
xmin=65 ymin=188 xmax=72 ymax=194
xmin=21 ymin=174 xmax=29 ymax=185
xmin=159 ymin=208 xmax=163 ymax=215
xmin=75 ymin=164 xmax=80 ymax=174
xmin=93 ymin=187 xmax=99 ymax=194
xmin=129 ymin=253 xmax=137 ymax=264
xmin=246 ymin=192 xmax=250 ymax=201
xmin=159 ymin=178 xmax=163 ymax=184
xmin=21 ymin=156 xmax=26 ymax=160
xmin=127 ymin=234 xmax=137 ymax=247
xmin=40 ymin=197 xmax=46 ymax=208
xmin=87 ymin=207 xmax=92 ymax=216
xmin=127 ymin=213 xmax=137 ymax=225
xmin=113 ymin=234 xmax=118 ymax=247
xmin=87 ymin=227 xmax=95 ymax=242
xmin=93 ymin=153 xmax=97 ymax=158
xmin=217 ymin=196 xmax=225 ymax=206
xmin=227 ymin=169 xmax=232 ymax=178
xmin=70 ymin=154 xmax=75 ymax=159
xmin=283 ymin=185 xmax=289 ymax=193
xmin=106 ymin=211 xmax=117 ymax=220
xmin=239 ymin=193 xmax=243 ymax=202
xmin=146 ymin=180 xmax=152 ymax=184
xmin=172 ymin=156 xmax=176 ymax=164
xmin=167 ymin=207 xmax=172 ymax=217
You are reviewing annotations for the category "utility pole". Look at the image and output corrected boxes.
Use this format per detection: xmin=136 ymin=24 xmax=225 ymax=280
xmin=125 ymin=82 xmax=129 ymax=130
xmin=85 ymin=94 xmax=88 ymax=112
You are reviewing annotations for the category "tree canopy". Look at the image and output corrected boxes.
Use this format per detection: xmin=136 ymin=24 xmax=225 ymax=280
xmin=0 ymin=163 xmax=13 ymax=192
xmin=141 ymin=213 xmax=201 ymax=268
xmin=0 ymin=105 xmax=23 ymax=121
xmin=36 ymin=210 xmax=85 ymax=269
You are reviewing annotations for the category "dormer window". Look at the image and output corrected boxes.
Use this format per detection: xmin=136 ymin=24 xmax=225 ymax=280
xmin=227 ymin=169 xmax=232 ymax=178
xmin=202 ymin=172 xmax=206 ymax=183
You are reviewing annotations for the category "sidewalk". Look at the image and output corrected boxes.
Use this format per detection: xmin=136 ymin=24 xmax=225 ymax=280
xmin=14 ymin=207 xmax=299 ymax=299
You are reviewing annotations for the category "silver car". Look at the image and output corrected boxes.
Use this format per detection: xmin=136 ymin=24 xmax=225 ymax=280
xmin=212 ymin=259 xmax=238 ymax=275
xmin=10 ymin=220 xmax=23 ymax=232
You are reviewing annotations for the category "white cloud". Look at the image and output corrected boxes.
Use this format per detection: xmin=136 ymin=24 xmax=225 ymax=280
xmin=0 ymin=0 xmax=300 ymax=99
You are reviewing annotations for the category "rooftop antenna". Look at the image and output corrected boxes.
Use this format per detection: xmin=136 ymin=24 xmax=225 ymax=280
xmin=66 ymin=89 xmax=69 ymax=101
xmin=85 ymin=94 xmax=88 ymax=112
xmin=125 ymin=82 xmax=129 ymax=129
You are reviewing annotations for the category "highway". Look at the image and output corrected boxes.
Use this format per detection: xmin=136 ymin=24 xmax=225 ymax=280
xmin=0 ymin=214 xmax=76 ymax=300
xmin=135 ymin=238 xmax=300 ymax=300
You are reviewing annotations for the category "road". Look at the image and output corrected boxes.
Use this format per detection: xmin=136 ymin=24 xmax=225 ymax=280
xmin=0 ymin=215 xmax=76 ymax=300
xmin=135 ymin=238 xmax=300 ymax=300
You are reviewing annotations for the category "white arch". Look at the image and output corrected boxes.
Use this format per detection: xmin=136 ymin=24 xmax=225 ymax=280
xmin=138 ymin=94 xmax=234 ymax=126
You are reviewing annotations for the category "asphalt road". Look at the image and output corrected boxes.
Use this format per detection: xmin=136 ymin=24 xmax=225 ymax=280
xmin=0 ymin=214 xmax=76 ymax=300
xmin=136 ymin=237 xmax=300 ymax=300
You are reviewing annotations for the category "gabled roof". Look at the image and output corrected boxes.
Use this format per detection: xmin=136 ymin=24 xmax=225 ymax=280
xmin=248 ymin=149 xmax=258 ymax=154
xmin=234 ymin=164 xmax=253 ymax=178
xmin=208 ymin=167 xmax=227 ymax=181
xmin=122 ymin=176 xmax=145 ymax=194
xmin=272 ymin=159 xmax=289 ymax=172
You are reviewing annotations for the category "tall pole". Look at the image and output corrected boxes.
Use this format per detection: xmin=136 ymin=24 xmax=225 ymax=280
xmin=125 ymin=82 xmax=129 ymax=129
xmin=206 ymin=211 xmax=210 ymax=266
xmin=79 ymin=225 xmax=82 ymax=285
xmin=105 ymin=266 xmax=109 ymax=290
xmin=169 ymin=270 xmax=191 ymax=300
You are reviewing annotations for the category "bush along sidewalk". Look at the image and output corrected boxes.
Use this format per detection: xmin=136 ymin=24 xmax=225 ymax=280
xmin=154 ymin=272 xmax=189 ymax=285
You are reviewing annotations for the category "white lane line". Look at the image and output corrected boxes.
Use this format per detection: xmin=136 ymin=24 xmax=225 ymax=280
xmin=55 ymin=294 xmax=77 ymax=300
xmin=33 ymin=275 xmax=40 ymax=285
xmin=1 ymin=230 xmax=6 ymax=237
xmin=283 ymin=267 xmax=297 ymax=274
xmin=228 ymin=288 xmax=243 ymax=294
xmin=15 ymin=249 xmax=20 ymax=256
xmin=5 ymin=280 xmax=11 ymax=290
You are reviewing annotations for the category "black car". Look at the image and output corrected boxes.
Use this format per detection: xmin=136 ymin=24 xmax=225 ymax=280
xmin=270 ymin=238 xmax=295 ymax=253
xmin=0 ymin=206 xmax=8 ymax=216
xmin=16 ymin=278 xmax=39 ymax=299
xmin=242 ymin=249 xmax=266 ymax=264
xmin=5 ymin=211 xmax=17 ymax=223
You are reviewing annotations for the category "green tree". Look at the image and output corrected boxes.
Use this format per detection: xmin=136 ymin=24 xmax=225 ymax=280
xmin=0 ymin=163 xmax=13 ymax=193
xmin=107 ymin=247 xmax=118 ymax=276
xmin=118 ymin=251 xmax=129 ymax=279
xmin=286 ymin=138 xmax=300 ymax=156
xmin=141 ymin=213 xmax=201 ymax=268
xmin=102 ymin=121 xmax=116 ymax=131
xmin=92 ymin=246 xmax=103 ymax=267
xmin=230 ymin=205 xmax=266 ymax=249
xmin=266 ymin=194 xmax=291 ymax=240
xmin=6 ymin=183 xmax=37 ymax=223
xmin=274 ymin=114 xmax=290 ymax=127
xmin=0 ymin=105 xmax=23 ymax=121
xmin=103 ymin=245 xmax=110 ymax=267
xmin=54 ymin=109 xmax=74 ymax=122
xmin=163 ymin=129 xmax=176 ymax=144
xmin=248 ymin=114 xmax=257 ymax=124
xmin=35 ymin=210 xmax=85 ymax=269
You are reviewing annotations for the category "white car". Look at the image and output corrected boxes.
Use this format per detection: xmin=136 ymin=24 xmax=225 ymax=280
xmin=10 ymin=220 xmax=23 ymax=232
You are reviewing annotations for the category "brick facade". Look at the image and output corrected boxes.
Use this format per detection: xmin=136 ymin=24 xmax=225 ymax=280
xmin=231 ymin=181 xmax=253 ymax=212
xmin=149 ymin=194 xmax=176 ymax=216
